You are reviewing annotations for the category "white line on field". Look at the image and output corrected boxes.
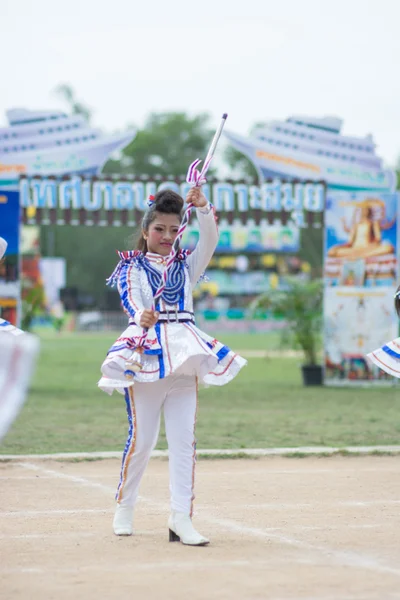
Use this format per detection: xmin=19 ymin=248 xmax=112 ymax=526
xmin=0 ymin=520 xmax=384 ymax=533
xmin=0 ymin=558 xmax=321 ymax=576
xmin=214 ymin=469 xmax=400 ymax=475
xmin=3 ymin=469 xmax=400 ymax=480
xmin=0 ymin=532 xmax=97 ymax=540
xmin=225 ymin=500 xmax=400 ymax=509
xmin=14 ymin=461 xmax=400 ymax=577
xmin=10 ymin=464 xmax=400 ymax=511
xmin=0 ymin=476 xmax=66 ymax=480
xmin=2 ymin=444 xmax=400 ymax=461
xmin=204 ymin=517 xmax=400 ymax=577
xmin=0 ymin=508 xmax=111 ymax=517
xmin=16 ymin=462 xmax=115 ymax=494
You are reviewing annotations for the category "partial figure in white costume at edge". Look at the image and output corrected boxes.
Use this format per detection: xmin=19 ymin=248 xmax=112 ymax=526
xmin=98 ymin=187 xmax=247 ymax=545
xmin=367 ymin=286 xmax=400 ymax=378
xmin=0 ymin=237 xmax=40 ymax=442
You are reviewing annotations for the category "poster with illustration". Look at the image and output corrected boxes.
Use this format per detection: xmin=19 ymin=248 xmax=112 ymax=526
xmin=324 ymin=287 xmax=397 ymax=384
xmin=324 ymin=192 xmax=399 ymax=287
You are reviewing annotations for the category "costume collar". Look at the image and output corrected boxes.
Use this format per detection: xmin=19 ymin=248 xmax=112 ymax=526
xmin=146 ymin=252 xmax=168 ymax=265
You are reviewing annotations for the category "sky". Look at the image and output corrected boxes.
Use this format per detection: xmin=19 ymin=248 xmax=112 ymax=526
xmin=0 ymin=0 xmax=399 ymax=167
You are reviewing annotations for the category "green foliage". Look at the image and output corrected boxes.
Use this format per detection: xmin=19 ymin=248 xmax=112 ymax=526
xmin=104 ymin=112 xmax=214 ymax=177
xmin=252 ymin=278 xmax=323 ymax=365
xmin=40 ymin=225 xmax=133 ymax=309
xmin=21 ymin=283 xmax=46 ymax=331
xmin=2 ymin=332 xmax=400 ymax=455
xmin=55 ymin=83 xmax=92 ymax=123
xmin=298 ymin=227 xmax=324 ymax=274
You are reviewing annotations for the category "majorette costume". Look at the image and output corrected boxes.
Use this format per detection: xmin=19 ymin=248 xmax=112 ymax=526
xmin=366 ymin=286 xmax=400 ymax=377
xmin=367 ymin=338 xmax=400 ymax=378
xmin=0 ymin=237 xmax=23 ymax=336
xmin=0 ymin=236 xmax=40 ymax=441
xmin=101 ymin=117 xmax=244 ymax=544
xmin=98 ymin=203 xmax=247 ymax=394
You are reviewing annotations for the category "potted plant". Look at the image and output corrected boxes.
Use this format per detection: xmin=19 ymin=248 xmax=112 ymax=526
xmin=252 ymin=278 xmax=323 ymax=386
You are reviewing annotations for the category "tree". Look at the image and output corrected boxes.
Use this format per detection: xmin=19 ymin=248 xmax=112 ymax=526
xmin=55 ymin=84 xmax=92 ymax=122
xmin=252 ymin=278 xmax=323 ymax=365
xmin=103 ymin=112 xmax=214 ymax=177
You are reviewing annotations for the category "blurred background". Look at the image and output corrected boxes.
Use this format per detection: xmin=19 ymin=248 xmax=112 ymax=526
xmin=1 ymin=0 xmax=400 ymax=454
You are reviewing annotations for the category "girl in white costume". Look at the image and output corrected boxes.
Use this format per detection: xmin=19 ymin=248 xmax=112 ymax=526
xmin=0 ymin=237 xmax=23 ymax=335
xmin=0 ymin=237 xmax=40 ymax=441
xmin=367 ymin=288 xmax=400 ymax=377
xmin=99 ymin=188 xmax=246 ymax=545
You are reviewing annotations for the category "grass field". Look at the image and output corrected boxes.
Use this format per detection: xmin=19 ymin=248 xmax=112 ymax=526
xmin=1 ymin=331 xmax=400 ymax=455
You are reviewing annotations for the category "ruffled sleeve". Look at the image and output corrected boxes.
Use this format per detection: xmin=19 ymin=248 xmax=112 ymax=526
xmin=186 ymin=203 xmax=218 ymax=286
xmin=107 ymin=251 xmax=145 ymax=327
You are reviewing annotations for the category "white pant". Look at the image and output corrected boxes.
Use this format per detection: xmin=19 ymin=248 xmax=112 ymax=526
xmin=116 ymin=374 xmax=198 ymax=515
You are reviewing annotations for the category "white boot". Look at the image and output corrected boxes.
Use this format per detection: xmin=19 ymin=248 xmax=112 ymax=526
xmin=113 ymin=504 xmax=134 ymax=536
xmin=168 ymin=511 xmax=209 ymax=546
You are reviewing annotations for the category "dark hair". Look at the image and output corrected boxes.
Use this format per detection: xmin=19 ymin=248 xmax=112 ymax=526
xmin=395 ymin=285 xmax=400 ymax=317
xmin=136 ymin=189 xmax=184 ymax=252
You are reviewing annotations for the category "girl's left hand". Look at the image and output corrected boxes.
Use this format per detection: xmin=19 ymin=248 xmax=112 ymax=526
xmin=186 ymin=187 xmax=207 ymax=208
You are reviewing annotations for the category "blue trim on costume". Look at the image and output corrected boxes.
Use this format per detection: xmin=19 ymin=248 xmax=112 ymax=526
xmin=179 ymin=287 xmax=185 ymax=311
xmin=107 ymin=343 xmax=127 ymax=354
xmin=143 ymin=259 xmax=185 ymax=305
xmin=216 ymin=346 xmax=230 ymax=362
xmin=119 ymin=263 xmax=137 ymax=320
xmin=107 ymin=343 xmax=161 ymax=356
xmin=143 ymin=348 xmax=162 ymax=356
xmin=155 ymin=321 xmax=165 ymax=378
xmin=0 ymin=320 xmax=12 ymax=327
xmin=382 ymin=345 xmax=400 ymax=359
xmin=116 ymin=389 xmax=134 ymax=500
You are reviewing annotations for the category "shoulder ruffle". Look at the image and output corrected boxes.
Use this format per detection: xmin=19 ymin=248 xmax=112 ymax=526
xmin=106 ymin=248 xmax=193 ymax=288
xmin=106 ymin=250 xmax=145 ymax=288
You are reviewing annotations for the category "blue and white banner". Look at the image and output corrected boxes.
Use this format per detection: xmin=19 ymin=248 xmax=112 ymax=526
xmin=19 ymin=176 xmax=325 ymax=231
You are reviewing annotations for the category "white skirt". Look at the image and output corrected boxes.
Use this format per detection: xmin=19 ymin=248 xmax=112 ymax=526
xmin=98 ymin=321 xmax=247 ymax=395
xmin=367 ymin=338 xmax=400 ymax=378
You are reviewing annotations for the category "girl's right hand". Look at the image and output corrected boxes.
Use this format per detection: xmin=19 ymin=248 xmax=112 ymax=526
xmin=140 ymin=309 xmax=159 ymax=328
xmin=186 ymin=186 xmax=207 ymax=208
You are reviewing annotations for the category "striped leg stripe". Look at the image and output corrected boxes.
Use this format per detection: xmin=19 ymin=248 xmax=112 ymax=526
xmin=116 ymin=387 xmax=137 ymax=502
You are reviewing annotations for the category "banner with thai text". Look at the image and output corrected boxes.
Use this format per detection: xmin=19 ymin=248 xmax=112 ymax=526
xmin=19 ymin=176 xmax=325 ymax=234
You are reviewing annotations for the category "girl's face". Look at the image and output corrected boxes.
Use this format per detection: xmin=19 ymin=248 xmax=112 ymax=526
xmin=144 ymin=212 xmax=180 ymax=256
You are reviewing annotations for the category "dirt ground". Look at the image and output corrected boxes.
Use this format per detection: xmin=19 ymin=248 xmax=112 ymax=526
xmin=1 ymin=456 xmax=400 ymax=600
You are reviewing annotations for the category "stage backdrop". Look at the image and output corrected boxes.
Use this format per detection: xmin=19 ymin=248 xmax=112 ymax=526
xmin=323 ymin=191 xmax=400 ymax=385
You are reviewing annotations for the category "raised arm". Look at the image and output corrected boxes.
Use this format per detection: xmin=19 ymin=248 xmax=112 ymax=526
xmin=186 ymin=192 xmax=219 ymax=286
